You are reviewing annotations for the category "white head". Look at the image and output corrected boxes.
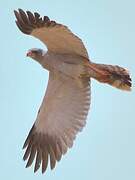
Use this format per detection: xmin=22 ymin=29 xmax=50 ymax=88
xmin=26 ymin=48 xmax=46 ymax=63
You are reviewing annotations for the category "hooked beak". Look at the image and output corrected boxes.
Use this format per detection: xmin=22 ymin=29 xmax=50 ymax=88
xmin=26 ymin=51 xmax=32 ymax=57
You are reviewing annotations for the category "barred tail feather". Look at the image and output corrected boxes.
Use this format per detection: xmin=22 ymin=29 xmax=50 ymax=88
xmin=86 ymin=62 xmax=132 ymax=91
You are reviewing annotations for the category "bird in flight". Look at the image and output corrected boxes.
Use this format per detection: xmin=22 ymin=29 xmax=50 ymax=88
xmin=14 ymin=9 xmax=132 ymax=174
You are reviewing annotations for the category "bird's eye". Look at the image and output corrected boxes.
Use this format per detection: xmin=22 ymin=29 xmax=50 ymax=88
xmin=32 ymin=50 xmax=38 ymax=54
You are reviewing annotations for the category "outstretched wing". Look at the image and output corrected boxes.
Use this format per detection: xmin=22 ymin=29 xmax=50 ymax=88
xmin=14 ymin=9 xmax=89 ymax=58
xmin=23 ymin=72 xmax=90 ymax=173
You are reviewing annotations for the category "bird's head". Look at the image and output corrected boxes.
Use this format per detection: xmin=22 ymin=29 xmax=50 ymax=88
xmin=26 ymin=48 xmax=46 ymax=62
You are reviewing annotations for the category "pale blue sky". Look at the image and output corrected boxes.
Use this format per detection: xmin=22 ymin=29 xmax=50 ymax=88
xmin=0 ymin=0 xmax=135 ymax=179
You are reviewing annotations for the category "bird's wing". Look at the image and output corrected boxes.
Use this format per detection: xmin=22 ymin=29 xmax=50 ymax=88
xmin=14 ymin=9 xmax=89 ymax=59
xmin=23 ymin=72 xmax=91 ymax=173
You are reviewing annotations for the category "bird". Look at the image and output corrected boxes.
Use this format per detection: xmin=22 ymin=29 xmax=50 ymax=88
xmin=14 ymin=9 xmax=132 ymax=174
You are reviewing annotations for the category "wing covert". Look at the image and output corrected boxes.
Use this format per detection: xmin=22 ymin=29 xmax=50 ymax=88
xmin=14 ymin=9 xmax=89 ymax=58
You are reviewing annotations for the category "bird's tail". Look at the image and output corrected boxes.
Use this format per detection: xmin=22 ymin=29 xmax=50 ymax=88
xmin=85 ymin=62 xmax=132 ymax=91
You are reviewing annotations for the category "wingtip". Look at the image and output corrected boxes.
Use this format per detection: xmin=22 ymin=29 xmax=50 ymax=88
xmin=14 ymin=9 xmax=22 ymax=14
xmin=34 ymin=164 xmax=40 ymax=173
xmin=23 ymin=156 xmax=26 ymax=161
xmin=22 ymin=143 xmax=26 ymax=150
xmin=18 ymin=8 xmax=23 ymax=12
xmin=14 ymin=10 xmax=18 ymax=16
xmin=50 ymin=165 xmax=56 ymax=170
xmin=25 ymin=162 xmax=31 ymax=168
xmin=34 ymin=168 xmax=39 ymax=173
xmin=41 ymin=165 xmax=47 ymax=174
xmin=41 ymin=168 xmax=46 ymax=174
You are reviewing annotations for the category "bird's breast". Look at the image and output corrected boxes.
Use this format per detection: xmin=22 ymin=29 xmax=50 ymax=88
xmin=42 ymin=53 xmax=87 ymax=79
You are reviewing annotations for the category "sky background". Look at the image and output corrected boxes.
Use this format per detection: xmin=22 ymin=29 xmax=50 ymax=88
xmin=0 ymin=0 xmax=135 ymax=179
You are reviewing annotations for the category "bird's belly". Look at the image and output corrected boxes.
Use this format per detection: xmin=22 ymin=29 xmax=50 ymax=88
xmin=56 ymin=62 xmax=85 ymax=79
xmin=43 ymin=54 xmax=87 ymax=79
